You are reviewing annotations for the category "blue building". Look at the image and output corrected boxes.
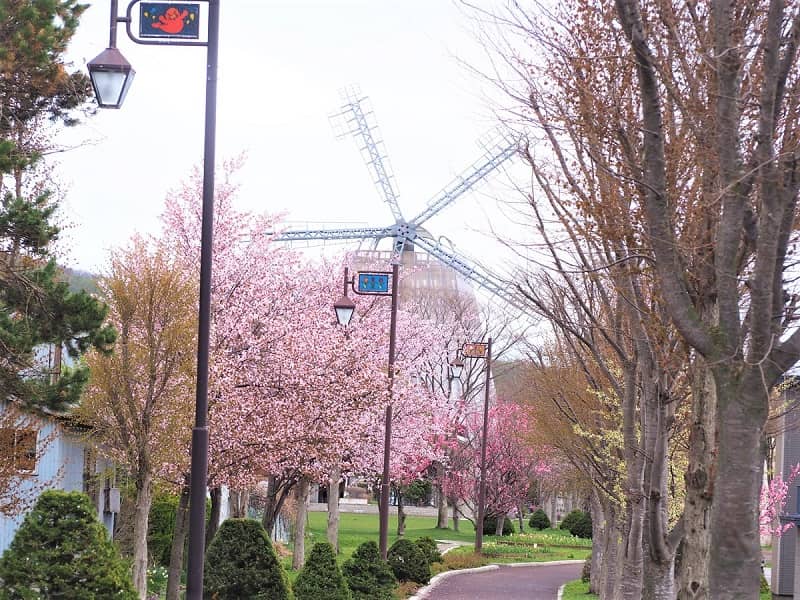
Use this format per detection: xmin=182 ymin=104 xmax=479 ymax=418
xmin=0 ymin=400 xmax=118 ymax=554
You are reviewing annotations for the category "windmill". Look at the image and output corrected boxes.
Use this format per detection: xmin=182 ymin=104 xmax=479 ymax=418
xmin=273 ymin=87 xmax=521 ymax=309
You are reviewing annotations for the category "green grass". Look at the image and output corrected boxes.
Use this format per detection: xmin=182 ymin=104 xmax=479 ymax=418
xmin=561 ymin=579 xmax=771 ymax=599
xmin=561 ymin=579 xmax=597 ymax=599
xmin=282 ymin=512 xmax=476 ymax=580
xmin=283 ymin=514 xmax=591 ymax=581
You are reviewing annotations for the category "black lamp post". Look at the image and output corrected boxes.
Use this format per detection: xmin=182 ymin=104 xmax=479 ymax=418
xmin=334 ymin=264 xmax=399 ymax=560
xmin=461 ymin=338 xmax=492 ymax=553
xmin=88 ymin=2 xmax=220 ymax=597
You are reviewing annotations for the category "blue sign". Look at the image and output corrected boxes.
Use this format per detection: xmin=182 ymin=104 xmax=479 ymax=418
xmin=140 ymin=3 xmax=200 ymax=39
xmin=357 ymin=272 xmax=391 ymax=294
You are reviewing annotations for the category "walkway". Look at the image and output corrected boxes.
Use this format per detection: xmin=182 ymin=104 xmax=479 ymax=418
xmin=414 ymin=560 xmax=583 ymax=600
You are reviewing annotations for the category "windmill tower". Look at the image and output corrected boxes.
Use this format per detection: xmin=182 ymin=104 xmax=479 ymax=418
xmin=273 ymin=88 xmax=522 ymax=310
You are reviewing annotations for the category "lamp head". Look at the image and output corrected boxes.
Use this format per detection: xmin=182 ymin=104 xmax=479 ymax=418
xmin=334 ymin=294 xmax=356 ymax=327
xmin=450 ymin=356 xmax=464 ymax=379
xmin=87 ymin=47 xmax=135 ymax=109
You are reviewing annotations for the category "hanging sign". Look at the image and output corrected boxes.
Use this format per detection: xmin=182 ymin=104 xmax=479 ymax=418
xmin=356 ymin=271 xmax=392 ymax=295
xmin=140 ymin=3 xmax=200 ymax=39
xmin=462 ymin=342 xmax=489 ymax=358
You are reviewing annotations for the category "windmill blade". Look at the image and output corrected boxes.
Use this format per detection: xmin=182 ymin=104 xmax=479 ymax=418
xmin=272 ymin=226 xmax=393 ymax=243
xmin=330 ymin=88 xmax=405 ymax=224
xmin=411 ymin=236 xmax=526 ymax=312
xmin=410 ymin=135 xmax=518 ymax=227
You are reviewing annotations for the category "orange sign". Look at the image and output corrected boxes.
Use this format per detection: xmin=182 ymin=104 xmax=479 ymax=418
xmin=462 ymin=342 xmax=488 ymax=358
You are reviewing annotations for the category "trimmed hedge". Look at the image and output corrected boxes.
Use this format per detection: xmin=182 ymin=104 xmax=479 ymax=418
xmin=341 ymin=541 xmax=396 ymax=600
xmin=0 ymin=490 xmax=136 ymax=599
xmin=528 ymin=508 xmax=551 ymax=531
xmin=415 ymin=536 xmax=442 ymax=564
xmin=387 ymin=538 xmax=431 ymax=584
xmin=203 ymin=518 xmax=292 ymax=599
xmin=294 ymin=542 xmax=351 ymax=600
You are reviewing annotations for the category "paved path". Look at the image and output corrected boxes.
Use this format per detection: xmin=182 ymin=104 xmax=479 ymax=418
xmin=413 ymin=561 xmax=583 ymax=600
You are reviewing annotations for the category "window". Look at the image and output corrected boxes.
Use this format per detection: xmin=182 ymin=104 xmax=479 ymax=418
xmin=0 ymin=428 xmax=37 ymax=472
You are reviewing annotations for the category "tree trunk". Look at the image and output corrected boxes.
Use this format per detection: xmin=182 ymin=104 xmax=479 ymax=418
xmin=495 ymin=514 xmax=505 ymax=536
xmin=228 ymin=489 xmax=249 ymax=518
xmin=166 ymin=483 xmax=190 ymax=600
xmin=292 ymin=477 xmax=310 ymax=570
xmin=619 ymin=365 xmax=645 ymax=600
xmin=678 ymin=359 xmax=715 ymax=600
xmin=327 ymin=466 xmax=341 ymax=553
xmin=205 ymin=486 xmax=222 ymax=549
xmin=450 ymin=495 xmax=460 ymax=532
xmin=589 ymin=491 xmax=604 ymax=595
xmin=600 ymin=503 xmax=621 ymax=600
xmin=132 ymin=475 xmax=153 ymax=600
xmin=397 ymin=488 xmax=406 ymax=536
xmin=261 ymin=475 xmax=295 ymax=539
xmin=436 ymin=463 xmax=448 ymax=529
xmin=516 ymin=502 xmax=525 ymax=532
xmin=708 ymin=369 xmax=767 ymax=599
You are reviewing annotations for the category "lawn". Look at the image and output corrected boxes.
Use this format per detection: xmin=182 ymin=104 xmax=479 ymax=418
xmin=560 ymin=579 xmax=772 ymax=599
xmin=283 ymin=513 xmax=591 ymax=578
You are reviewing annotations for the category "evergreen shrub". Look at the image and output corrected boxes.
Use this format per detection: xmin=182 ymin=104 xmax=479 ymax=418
xmin=483 ymin=513 xmax=515 ymax=536
xmin=203 ymin=518 xmax=291 ymax=600
xmin=414 ymin=536 xmax=442 ymax=564
xmin=294 ymin=542 xmax=351 ymax=600
xmin=341 ymin=541 xmax=396 ymax=600
xmin=387 ymin=538 xmax=431 ymax=584
xmin=559 ymin=509 xmax=592 ymax=539
xmin=528 ymin=508 xmax=551 ymax=530
xmin=0 ymin=490 xmax=136 ymax=599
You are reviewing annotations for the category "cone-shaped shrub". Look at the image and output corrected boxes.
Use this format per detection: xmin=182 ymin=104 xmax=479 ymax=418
xmin=293 ymin=541 xmax=351 ymax=600
xmin=203 ymin=518 xmax=292 ymax=600
xmin=387 ymin=538 xmax=431 ymax=584
xmin=0 ymin=490 xmax=136 ymax=599
xmin=341 ymin=540 xmax=397 ymax=600
xmin=414 ymin=536 xmax=442 ymax=564
xmin=528 ymin=508 xmax=551 ymax=531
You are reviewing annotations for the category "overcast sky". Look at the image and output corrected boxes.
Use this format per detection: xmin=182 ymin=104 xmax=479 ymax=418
xmin=53 ymin=0 xmax=528 ymax=291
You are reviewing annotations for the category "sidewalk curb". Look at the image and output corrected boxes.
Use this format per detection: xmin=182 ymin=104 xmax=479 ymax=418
xmin=409 ymin=560 xmax=585 ymax=599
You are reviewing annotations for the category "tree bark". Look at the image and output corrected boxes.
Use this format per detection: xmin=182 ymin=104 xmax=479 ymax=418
xmin=450 ymin=494 xmax=460 ymax=531
xmin=397 ymin=487 xmax=406 ymax=537
xmin=166 ymin=483 xmax=190 ymax=600
xmin=589 ymin=490 xmax=604 ymax=595
xmin=228 ymin=489 xmax=249 ymax=518
xmin=436 ymin=462 xmax=449 ymax=529
xmin=327 ymin=466 xmax=341 ymax=553
xmin=707 ymin=368 xmax=767 ymax=598
xmin=205 ymin=486 xmax=222 ymax=549
xmin=132 ymin=474 xmax=153 ymax=600
xmin=292 ymin=477 xmax=310 ymax=570
xmin=678 ymin=359 xmax=715 ymax=600
xmin=495 ymin=514 xmax=505 ymax=536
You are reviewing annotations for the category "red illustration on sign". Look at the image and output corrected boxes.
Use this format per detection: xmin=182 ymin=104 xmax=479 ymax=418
xmin=151 ymin=7 xmax=188 ymax=34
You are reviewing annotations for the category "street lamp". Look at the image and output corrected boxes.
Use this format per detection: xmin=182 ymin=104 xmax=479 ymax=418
xmin=460 ymin=338 xmax=492 ymax=553
xmin=88 ymin=2 xmax=220 ymax=597
xmin=334 ymin=264 xmax=400 ymax=559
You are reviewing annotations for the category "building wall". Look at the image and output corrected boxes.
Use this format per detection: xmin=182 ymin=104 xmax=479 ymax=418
xmin=0 ymin=406 xmax=115 ymax=554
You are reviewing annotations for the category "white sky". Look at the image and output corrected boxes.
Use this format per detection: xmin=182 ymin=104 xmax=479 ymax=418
xmin=53 ymin=0 xmax=528 ymax=289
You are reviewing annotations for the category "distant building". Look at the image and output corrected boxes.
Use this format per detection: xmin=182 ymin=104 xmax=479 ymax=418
xmin=0 ymin=400 xmax=118 ymax=554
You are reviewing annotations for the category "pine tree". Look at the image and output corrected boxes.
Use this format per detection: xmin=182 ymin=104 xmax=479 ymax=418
xmin=0 ymin=0 xmax=114 ymax=412
xmin=0 ymin=490 xmax=136 ymax=599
